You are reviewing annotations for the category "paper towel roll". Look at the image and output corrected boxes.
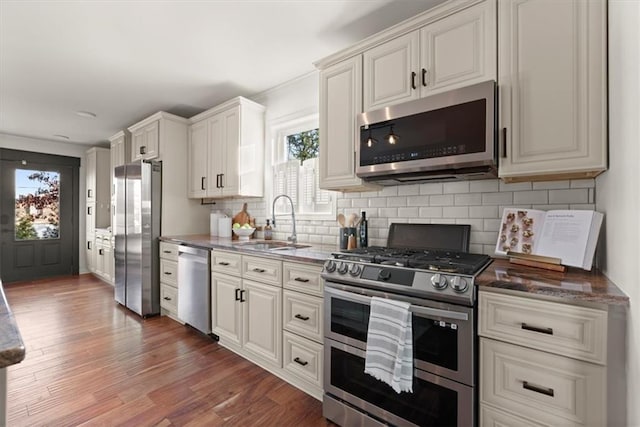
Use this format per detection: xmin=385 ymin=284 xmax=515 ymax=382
xmin=210 ymin=212 xmax=223 ymax=236
xmin=218 ymin=217 xmax=232 ymax=238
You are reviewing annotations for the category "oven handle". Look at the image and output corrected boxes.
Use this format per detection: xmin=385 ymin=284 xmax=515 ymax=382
xmin=325 ymin=286 xmax=469 ymax=322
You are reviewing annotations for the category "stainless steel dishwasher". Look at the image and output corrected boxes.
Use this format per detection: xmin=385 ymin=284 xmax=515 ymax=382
xmin=177 ymin=245 xmax=210 ymax=334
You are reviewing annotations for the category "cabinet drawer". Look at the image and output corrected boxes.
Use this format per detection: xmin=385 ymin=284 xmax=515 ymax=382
xmin=480 ymin=339 xmax=605 ymax=427
xmin=160 ymin=259 xmax=178 ymax=286
xmin=242 ymin=255 xmax=282 ymax=286
xmin=479 ymin=292 xmax=607 ymax=364
xmin=159 ymin=242 xmax=179 ymax=261
xmin=480 ymin=404 xmax=546 ymax=427
xmin=211 ymin=250 xmax=242 ymax=277
xmin=160 ymin=283 xmax=178 ymax=314
xmin=283 ymin=262 xmax=323 ymax=296
xmin=283 ymin=290 xmax=323 ymax=343
xmin=283 ymin=331 xmax=323 ymax=389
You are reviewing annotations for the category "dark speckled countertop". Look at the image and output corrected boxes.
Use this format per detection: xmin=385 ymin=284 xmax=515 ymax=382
xmin=0 ymin=280 xmax=26 ymax=368
xmin=477 ymin=259 xmax=629 ymax=306
xmin=160 ymin=234 xmax=334 ymax=265
xmin=161 ymin=235 xmax=629 ymax=307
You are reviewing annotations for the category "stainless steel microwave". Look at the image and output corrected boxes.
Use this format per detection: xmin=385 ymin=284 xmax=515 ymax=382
xmin=356 ymin=80 xmax=497 ymax=184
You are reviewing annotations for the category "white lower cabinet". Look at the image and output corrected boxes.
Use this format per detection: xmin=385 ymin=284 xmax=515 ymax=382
xmin=242 ymin=279 xmax=281 ymax=366
xmin=210 ymin=250 xmax=324 ymax=400
xmin=159 ymin=242 xmax=180 ymax=321
xmin=211 ymin=251 xmax=282 ymax=370
xmin=479 ymin=291 xmax=608 ymax=427
xmin=93 ymin=229 xmax=113 ymax=285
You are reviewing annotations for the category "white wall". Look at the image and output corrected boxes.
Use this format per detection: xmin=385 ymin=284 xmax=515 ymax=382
xmin=0 ymin=133 xmax=94 ymax=273
xmin=596 ymin=1 xmax=640 ymax=424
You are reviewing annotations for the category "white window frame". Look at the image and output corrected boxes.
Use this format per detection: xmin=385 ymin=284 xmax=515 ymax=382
xmin=268 ymin=111 xmax=336 ymax=221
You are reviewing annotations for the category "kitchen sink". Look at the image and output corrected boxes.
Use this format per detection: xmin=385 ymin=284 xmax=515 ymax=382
xmin=235 ymin=241 xmax=311 ymax=251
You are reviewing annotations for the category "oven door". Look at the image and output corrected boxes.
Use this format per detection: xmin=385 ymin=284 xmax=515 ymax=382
xmin=324 ymin=283 xmax=475 ymax=386
xmin=325 ymin=338 xmax=474 ymax=427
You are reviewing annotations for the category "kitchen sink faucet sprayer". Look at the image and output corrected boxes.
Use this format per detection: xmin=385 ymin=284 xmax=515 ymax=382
xmin=271 ymin=194 xmax=297 ymax=244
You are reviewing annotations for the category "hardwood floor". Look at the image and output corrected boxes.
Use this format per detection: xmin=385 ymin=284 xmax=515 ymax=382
xmin=4 ymin=274 xmax=331 ymax=426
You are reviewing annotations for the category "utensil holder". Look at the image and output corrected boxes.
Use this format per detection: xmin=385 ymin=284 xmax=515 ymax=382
xmin=339 ymin=227 xmax=357 ymax=250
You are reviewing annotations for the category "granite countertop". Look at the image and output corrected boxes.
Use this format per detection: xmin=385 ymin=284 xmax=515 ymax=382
xmin=0 ymin=280 xmax=26 ymax=368
xmin=477 ymin=259 xmax=629 ymax=306
xmin=161 ymin=235 xmax=629 ymax=307
xmin=160 ymin=234 xmax=335 ymax=265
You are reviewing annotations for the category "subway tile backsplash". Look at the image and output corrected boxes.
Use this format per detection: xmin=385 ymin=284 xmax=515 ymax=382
xmin=213 ymin=178 xmax=596 ymax=255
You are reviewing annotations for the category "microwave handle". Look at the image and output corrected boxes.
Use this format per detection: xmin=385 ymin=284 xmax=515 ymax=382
xmin=325 ymin=285 xmax=468 ymax=322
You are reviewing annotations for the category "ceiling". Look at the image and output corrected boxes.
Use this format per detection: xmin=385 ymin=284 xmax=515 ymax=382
xmin=0 ymin=0 xmax=442 ymax=146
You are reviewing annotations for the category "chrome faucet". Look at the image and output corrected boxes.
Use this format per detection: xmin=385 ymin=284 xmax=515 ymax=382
xmin=271 ymin=194 xmax=297 ymax=244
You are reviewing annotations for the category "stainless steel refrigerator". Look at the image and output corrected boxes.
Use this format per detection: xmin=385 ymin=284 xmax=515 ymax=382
xmin=114 ymin=160 xmax=161 ymax=317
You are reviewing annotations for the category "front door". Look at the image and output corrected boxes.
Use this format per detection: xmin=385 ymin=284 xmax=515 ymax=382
xmin=0 ymin=149 xmax=79 ymax=283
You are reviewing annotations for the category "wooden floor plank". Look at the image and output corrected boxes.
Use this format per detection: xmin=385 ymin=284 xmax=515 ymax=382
xmin=4 ymin=274 xmax=331 ymax=426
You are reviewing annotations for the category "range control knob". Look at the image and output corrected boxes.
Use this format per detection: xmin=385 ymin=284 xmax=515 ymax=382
xmin=431 ymin=273 xmax=448 ymax=290
xmin=451 ymin=276 xmax=468 ymax=293
xmin=323 ymin=260 xmax=336 ymax=273
xmin=378 ymin=269 xmax=392 ymax=281
xmin=349 ymin=263 xmax=362 ymax=276
xmin=337 ymin=262 xmax=349 ymax=275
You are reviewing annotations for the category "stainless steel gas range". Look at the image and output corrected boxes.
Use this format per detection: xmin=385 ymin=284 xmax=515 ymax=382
xmin=321 ymin=224 xmax=492 ymax=427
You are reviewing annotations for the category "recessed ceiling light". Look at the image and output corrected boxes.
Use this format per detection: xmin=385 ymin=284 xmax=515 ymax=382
xmin=53 ymin=134 xmax=70 ymax=140
xmin=76 ymin=110 xmax=97 ymax=118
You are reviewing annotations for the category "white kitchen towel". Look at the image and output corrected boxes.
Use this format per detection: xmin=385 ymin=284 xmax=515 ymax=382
xmin=364 ymin=296 xmax=413 ymax=394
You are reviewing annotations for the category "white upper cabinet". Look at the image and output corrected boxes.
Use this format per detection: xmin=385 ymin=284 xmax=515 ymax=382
xmin=109 ymin=130 xmax=130 ymax=169
xmin=85 ymin=147 xmax=111 ymax=228
xmin=131 ymin=120 xmax=159 ymax=161
xmin=363 ymin=0 xmax=496 ymax=112
xmin=363 ymin=32 xmax=420 ymax=111
xmin=498 ymin=0 xmax=607 ymax=182
xmin=187 ymin=97 xmax=265 ymax=199
xmin=319 ymin=56 xmax=379 ymax=192
xmin=187 ymin=120 xmax=209 ymax=198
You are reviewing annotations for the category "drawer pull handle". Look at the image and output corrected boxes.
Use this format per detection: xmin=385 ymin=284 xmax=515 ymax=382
xmin=252 ymin=268 xmax=266 ymax=273
xmin=163 ymin=250 xmax=172 ymax=254
xmin=293 ymin=357 xmax=308 ymax=366
xmin=294 ymin=277 xmax=309 ymax=283
xmin=163 ymin=296 xmax=171 ymax=301
xmin=164 ymin=272 xmax=172 ymax=275
xmin=294 ymin=314 xmax=310 ymax=321
xmin=522 ymin=381 xmax=554 ymax=397
xmin=218 ymin=262 xmax=230 ymax=266
xmin=521 ymin=323 xmax=553 ymax=335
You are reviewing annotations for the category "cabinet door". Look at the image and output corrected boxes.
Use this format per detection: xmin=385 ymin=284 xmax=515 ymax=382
xmin=207 ymin=114 xmax=224 ymax=198
xmin=498 ymin=0 xmax=607 ymax=181
xmin=211 ymin=273 xmax=242 ymax=346
xmin=363 ymin=32 xmax=420 ymax=111
xmin=93 ymin=238 xmax=104 ymax=276
xmin=319 ymin=56 xmax=376 ymax=192
xmin=221 ymin=107 xmax=240 ymax=196
xmin=132 ymin=121 xmax=159 ymax=161
xmin=420 ymin=0 xmax=496 ymax=96
xmin=86 ymin=150 xmax=96 ymax=201
xmin=242 ymin=279 xmax=282 ymax=366
xmin=187 ymin=120 xmax=209 ymax=198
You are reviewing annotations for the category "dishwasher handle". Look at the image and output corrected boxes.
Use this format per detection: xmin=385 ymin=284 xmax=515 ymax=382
xmin=178 ymin=245 xmax=209 ymax=259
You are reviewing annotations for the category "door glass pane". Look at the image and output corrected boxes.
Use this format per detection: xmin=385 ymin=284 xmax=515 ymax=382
xmin=15 ymin=169 xmax=60 ymax=240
